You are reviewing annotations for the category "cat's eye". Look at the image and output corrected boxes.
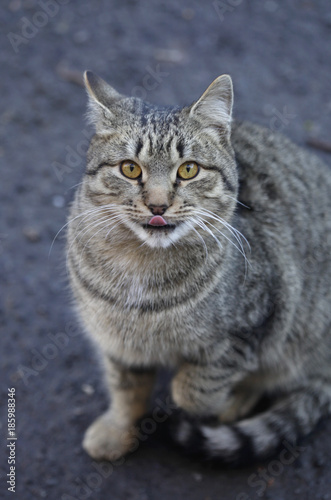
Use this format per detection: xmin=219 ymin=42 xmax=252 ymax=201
xmin=177 ymin=161 xmax=199 ymax=180
xmin=120 ymin=160 xmax=142 ymax=179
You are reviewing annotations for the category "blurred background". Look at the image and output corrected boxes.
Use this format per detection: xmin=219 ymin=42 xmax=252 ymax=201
xmin=1 ymin=1 xmax=331 ymax=499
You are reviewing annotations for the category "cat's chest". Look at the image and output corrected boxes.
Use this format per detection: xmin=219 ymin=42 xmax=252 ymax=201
xmin=73 ymin=247 xmax=232 ymax=364
xmin=90 ymin=249 xmax=223 ymax=315
xmin=76 ymin=278 xmax=219 ymax=366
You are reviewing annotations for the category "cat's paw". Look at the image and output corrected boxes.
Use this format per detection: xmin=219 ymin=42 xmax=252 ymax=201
xmin=83 ymin=411 xmax=136 ymax=461
xmin=219 ymin=390 xmax=262 ymax=423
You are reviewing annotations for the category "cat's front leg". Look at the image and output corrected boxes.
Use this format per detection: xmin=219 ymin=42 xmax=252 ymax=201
xmin=171 ymin=358 xmax=259 ymax=422
xmin=83 ymin=358 xmax=156 ymax=461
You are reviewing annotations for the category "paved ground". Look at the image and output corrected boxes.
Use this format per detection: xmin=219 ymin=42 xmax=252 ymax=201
xmin=1 ymin=1 xmax=331 ymax=499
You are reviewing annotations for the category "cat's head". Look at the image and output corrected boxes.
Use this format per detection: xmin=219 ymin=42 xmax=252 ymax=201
xmin=82 ymin=71 xmax=238 ymax=249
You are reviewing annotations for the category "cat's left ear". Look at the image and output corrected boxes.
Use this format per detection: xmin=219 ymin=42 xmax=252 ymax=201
xmin=84 ymin=71 xmax=123 ymax=131
xmin=189 ymin=75 xmax=233 ymax=136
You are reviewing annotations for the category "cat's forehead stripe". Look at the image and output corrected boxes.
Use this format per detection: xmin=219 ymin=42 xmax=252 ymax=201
xmin=135 ymin=138 xmax=143 ymax=157
xmin=176 ymin=139 xmax=185 ymax=158
xmin=136 ymin=134 xmax=184 ymax=166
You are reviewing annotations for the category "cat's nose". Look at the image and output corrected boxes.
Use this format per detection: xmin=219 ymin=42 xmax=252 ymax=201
xmin=148 ymin=204 xmax=168 ymax=216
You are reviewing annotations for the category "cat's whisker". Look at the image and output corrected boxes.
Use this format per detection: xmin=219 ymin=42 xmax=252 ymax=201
xmin=201 ymin=216 xmax=249 ymax=261
xmin=77 ymin=215 xmax=130 ymax=271
xmin=67 ymin=213 xmax=123 ymax=259
xmin=195 ymin=207 xmax=250 ymax=250
xmin=50 ymin=208 xmax=103 ymax=258
xmin=137 ymin=240 xmax=149 ymax=250
xmin=194 ymin=211 xmax=245 ymax=261
xmin=223 ymin=194 xmax=251 ymax=210
xmin=169 ymin=237 xmax=179 ymax=250
xmin=195 ymin=207 xmax=251 ymax=254
xmin=195 ymin=209 xmax=245 ymax=253
xmin=69 ymin=204 xmax=119 ymax=226
xmin=104 ymin=217 xmax=129 ymax=240
xmin=66 ymin=212 xmax=126 ymax=276
xmin=195 ymin=215 xmax=251 ymax=276
xmin=188 ymin=220 xmax=209 ymax=261
xmin=67 ymin=181 xmax=85 ymax=191
xmin=49 ymin=204 xmax=120 ymax=257
xmin=74 ymin=205 xmax=123 ymax=231
xmin=193 ymin=218 xmax=223 ymax=251
xmin=86 ymin=214 xmax=129 ymax=246
xmin=195 ymin=214 xmax=246 ymax=259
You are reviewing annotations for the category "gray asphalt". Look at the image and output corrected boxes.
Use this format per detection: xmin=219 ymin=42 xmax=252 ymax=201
xmin=1 ymin=1 xmax=331 ymax=499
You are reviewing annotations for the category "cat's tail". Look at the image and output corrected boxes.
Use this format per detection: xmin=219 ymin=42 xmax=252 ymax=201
xmin=173 ymin=388 xmax=330 ymax=465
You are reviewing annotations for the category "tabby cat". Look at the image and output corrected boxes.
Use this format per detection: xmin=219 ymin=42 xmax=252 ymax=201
xmin=67 ymin=71 xmax=331 ymax=464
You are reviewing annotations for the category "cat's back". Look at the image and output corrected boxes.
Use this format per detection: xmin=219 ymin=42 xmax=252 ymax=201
xmin=231 ymin=120 xmax=331 ymax=227
xmin=231 ymin=120 xmax=331 ymax=302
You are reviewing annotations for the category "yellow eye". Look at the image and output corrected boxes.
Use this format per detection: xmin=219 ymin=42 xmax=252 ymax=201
xmin=120 ymin=160 xmax=142 ymax=179
xmin=177 ymin=161 xmax=199 ymax=180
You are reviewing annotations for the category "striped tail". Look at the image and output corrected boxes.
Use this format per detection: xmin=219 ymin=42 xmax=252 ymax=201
xmin=173 ymin=388 xmax=330 ymax=465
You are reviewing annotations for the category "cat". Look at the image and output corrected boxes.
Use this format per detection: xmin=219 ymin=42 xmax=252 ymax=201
xmin=66 ymin=70 xmax=331 ymax=465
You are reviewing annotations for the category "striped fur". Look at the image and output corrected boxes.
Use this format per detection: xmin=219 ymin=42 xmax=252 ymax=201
xmin=67 ymin=71 xmax=331 ymax=463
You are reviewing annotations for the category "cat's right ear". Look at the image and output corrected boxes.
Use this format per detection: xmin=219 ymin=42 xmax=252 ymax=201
xmin=189 ymin=75 xmax=233 ymax=138
xmin=84 ymin=71 xmax=123 ymax=131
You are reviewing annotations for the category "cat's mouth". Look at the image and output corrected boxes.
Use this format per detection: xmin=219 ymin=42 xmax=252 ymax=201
xmin=131 ymin=215 xmax=190 ymax=248
xmin=142 ymin=215 xmax=177 ymax=232
xmin=142 ymin=223 xmax=177 ymax=232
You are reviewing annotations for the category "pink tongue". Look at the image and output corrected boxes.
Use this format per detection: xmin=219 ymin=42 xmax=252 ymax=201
xmin=148 ymin=215 xmax=167 ymax=226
